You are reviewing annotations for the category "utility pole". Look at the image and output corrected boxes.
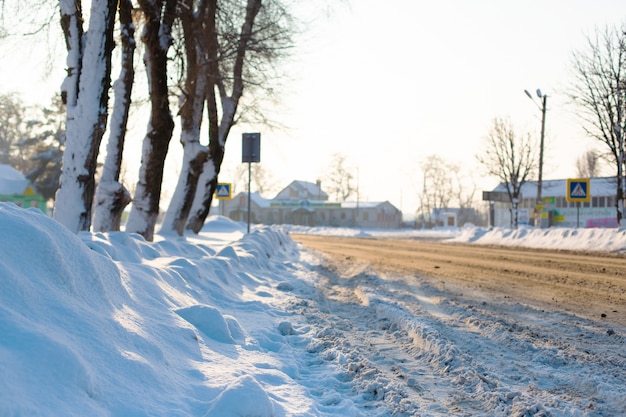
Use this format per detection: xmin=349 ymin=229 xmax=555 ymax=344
xmin=538 ymin=93 xmax=547 ymax=210
xmin=525 ymin=88 xmax=548 ymax=227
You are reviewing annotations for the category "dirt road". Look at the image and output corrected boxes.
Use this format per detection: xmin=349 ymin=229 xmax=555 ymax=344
xmin=291 ymin=234 xmax=626 ymax=327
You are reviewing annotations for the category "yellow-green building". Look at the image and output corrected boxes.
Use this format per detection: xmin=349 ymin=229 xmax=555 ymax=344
xmin=0 ymin=164 xmax=47 ymax=213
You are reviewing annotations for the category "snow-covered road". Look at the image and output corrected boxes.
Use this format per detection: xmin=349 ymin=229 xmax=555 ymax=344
xmin=288 ymin=247 xmax=626 ymax=416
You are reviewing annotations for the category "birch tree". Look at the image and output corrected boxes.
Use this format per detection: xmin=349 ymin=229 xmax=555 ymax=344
xmin=324 ymin=153 xmax=356 ymax=202
xmin=159 ymin=0 xmax=211 ymax=235
xmin=418 ymin=155 xmax=456 ymax=227
xmin=477 ymin=117 xmax=537 ymax=228
xmin=183 ymin=0 xmax=262 ymax=233
xmin=231 ymin=163 xmax=277 ymax=195
xmin=568 ymin=25 xmax=626 ymax=224
xmin=18 ymin=96 xmax=66 ymax=201
xmin=575 ymin=149 xmax=601 ymax=178
xmin=54 ymin=0 xmax=117 ymax=233
xmin=0 ymin=93 xmax=27 ymax=165
xmin=184 ymin=0 xmax=294 ymax=233
xmin=93 ymin=0 xmax=136 ymax=232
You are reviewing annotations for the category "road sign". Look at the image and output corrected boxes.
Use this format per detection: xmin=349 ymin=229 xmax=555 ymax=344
xmin=242 ymin=132 xmax=261 ymax=163
xmin=215 ymin=183 xmax=232 ymax=200
xmin=566 ymin=178 xmax=590 ymax=203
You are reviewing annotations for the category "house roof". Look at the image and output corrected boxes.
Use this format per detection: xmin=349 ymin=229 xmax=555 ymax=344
xmin=231 ymin=191 xmax=272 ymax=208
xmin=341 ymin=201 xmax=399 ymax=211
xmin=0 ymin=165 xmax=31 ymax=195
xmin=491 ymin=177 xmax=618 ymax=198
xmin=274 ymin=180 xmax=328 ymax=200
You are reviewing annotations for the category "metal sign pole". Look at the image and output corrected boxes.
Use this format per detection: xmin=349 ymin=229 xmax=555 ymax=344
xmin=247 ymin=161 xmax=251 ymax=234
xmin=242 ymin=132 xmax=261 ymax=234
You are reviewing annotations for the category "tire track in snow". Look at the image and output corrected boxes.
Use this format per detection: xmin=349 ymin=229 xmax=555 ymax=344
xmin=291 ymin=247 xmax=626 ymax=416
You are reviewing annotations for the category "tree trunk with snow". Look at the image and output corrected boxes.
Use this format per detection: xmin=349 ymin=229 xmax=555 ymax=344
xmin=186 ymin=0 xmax=262 ymax=233
xmin=125 ymin=0 xmax=176 ymax=241
xmin=160 ymin=3 xmax=210 ymax=236
xmin=93 ymin=0 xmax=135 ymax=232
xmin=54 ymin=0 xmax=116 ymax=233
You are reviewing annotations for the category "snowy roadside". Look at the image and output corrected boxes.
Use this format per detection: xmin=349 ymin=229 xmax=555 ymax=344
xmin=286 ymin=224 xmax=626 ymax=253
xmin=1 ymin=204 xmax=625 ymax=416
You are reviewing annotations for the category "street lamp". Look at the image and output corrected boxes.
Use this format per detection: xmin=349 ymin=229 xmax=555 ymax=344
xmin=524 ymin=88 xmax=547 ymax=226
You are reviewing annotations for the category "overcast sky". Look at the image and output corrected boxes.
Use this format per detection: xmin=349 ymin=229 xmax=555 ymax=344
xmin=2 ymin=1 xmax=626 ymax=216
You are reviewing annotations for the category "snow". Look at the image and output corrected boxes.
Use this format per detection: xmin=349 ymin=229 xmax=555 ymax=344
xmin=0 ymin=164 xmax=31 ymax=195
xmin=1 ymin=202 xmax=625 ymax=416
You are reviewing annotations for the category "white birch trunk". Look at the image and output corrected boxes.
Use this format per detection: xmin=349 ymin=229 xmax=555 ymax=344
xmin=54 ymin=0 xmax=113 ymax=233
xmin=92 ymin=2 xmax=135 ymax=232
xmin=92 ymin=78 xmax=132 ymax=232
xmin=124 ymin=133 xmax=155 ymax=236
xmin=160 ymin=140 xmax=208 ymax=234
xmin=186 ymin=157 xmax=218 ymax=227
xmin=160 ymin=59 xmax=208 ymax=235
xmin=185 ymin=101 xmax=235 ymax=231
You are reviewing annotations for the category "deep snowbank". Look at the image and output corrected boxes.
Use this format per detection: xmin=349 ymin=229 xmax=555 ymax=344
xmin=0 ymin=204 xmax=333 ymax=416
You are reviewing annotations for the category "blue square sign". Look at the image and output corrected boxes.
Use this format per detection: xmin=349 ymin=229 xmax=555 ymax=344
xmin=215 ymin=183 xmax=232 ymax=200
xmin=566 ymin=178 xmax=590 ymax=203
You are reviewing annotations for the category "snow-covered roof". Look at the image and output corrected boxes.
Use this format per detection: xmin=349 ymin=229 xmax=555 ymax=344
xmin=0 ymin=164 xmax=31 ymax=195
xmin=341 ymin=201 xmax=399 ymax=210
xmin=274 ymin=180 xmax=328 ymax=201
xmin=491 ymin=177 xmax=618 ymax=198
xmin=250 ymin=191 xmax=271 ymax=208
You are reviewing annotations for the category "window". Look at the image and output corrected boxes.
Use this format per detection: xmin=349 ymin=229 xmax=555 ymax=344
xmin=607 ymin=196 xmax=616 ymax=208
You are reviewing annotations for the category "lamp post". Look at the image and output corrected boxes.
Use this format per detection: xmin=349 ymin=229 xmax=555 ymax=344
xmin=615 ymin=124 xmax=624 ymax=225
xmin=525 ymin=88 xmax=547 ymax=227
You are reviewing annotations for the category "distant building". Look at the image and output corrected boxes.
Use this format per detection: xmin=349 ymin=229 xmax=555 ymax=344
xmin=221 ymin=180 xmax=403 ymax=228
xmin=0 ymin=165 xmax=47 ymax=212
xmin=417 ymin=207 xmax=485 ymax=229
xmin=483 ymin=177 xmax=621 ymax=228
xmin=274 ymin=180 xmax=329 ymax=202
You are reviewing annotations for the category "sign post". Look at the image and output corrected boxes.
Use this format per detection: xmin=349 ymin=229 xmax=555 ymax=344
xmin=242 ymin=133 xmax=261 ymax=233
xmin=566 ymin=178 xmax=590 ymax=227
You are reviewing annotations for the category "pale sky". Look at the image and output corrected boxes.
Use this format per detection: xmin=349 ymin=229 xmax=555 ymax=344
xmin=2 ymin=1 xmax=626 ymax=216
xmin=223 ymin=0 xmax=626 ymax=215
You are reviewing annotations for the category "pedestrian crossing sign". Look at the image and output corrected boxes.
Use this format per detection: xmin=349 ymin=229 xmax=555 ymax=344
xmin=215 ymin=183 xmax=232 ymax=200
xmin=566 ymin=178 xmax=590 ymax=203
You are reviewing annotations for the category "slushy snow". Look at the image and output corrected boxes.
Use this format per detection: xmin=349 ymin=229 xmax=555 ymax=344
xmin=1 ymin=203 xmax=625 ymax=416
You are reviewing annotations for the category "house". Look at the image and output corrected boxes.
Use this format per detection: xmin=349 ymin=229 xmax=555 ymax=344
xmin=274 ymin=180 xmax=328 ymax=202
xmin=220 ymin=180 xmax=403 ymax=228
xmin=483 ymin=177 xmax=621 ymax=228
xmin=0 ymin=165 xmax=47 ymax=212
